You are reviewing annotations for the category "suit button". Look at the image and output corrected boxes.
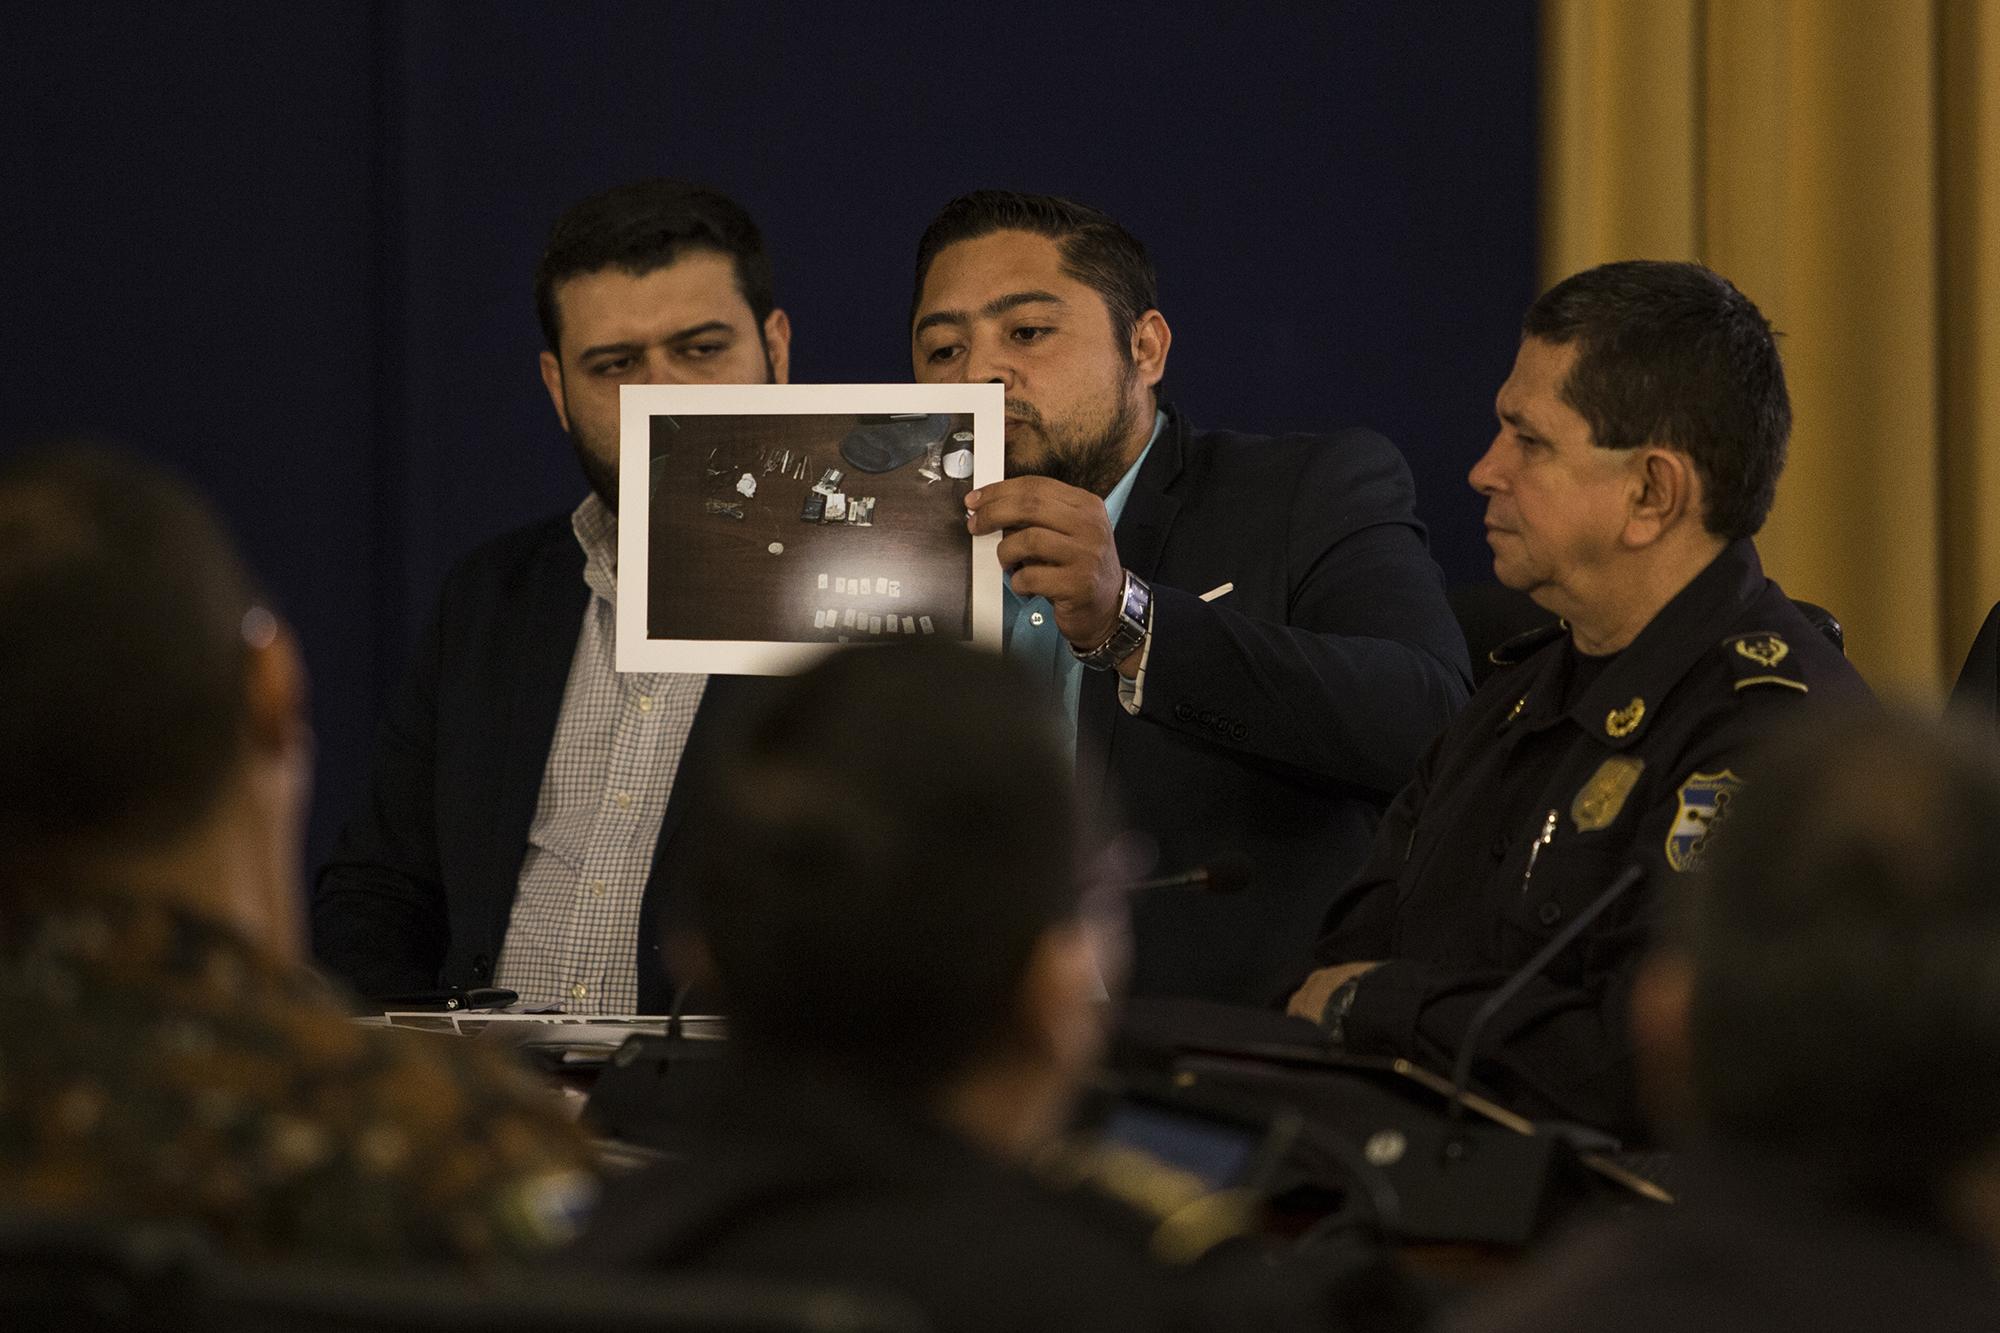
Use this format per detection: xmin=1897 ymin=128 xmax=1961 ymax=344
xmin=1538 ymin=901 xmax=1562 ymax=926
xmin=472 ymin=954 xmax=492 ymax=980
xmin=1174 ymin=702 xmax=1194 ymax=722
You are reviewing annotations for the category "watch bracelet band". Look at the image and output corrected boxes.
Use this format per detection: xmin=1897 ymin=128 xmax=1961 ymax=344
xmin=1072 ymin=569 xmax=1150 ymax=672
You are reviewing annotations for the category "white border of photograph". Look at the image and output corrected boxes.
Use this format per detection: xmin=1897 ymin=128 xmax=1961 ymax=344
xmin=616 ymin=382 xmax=1004 ymax=674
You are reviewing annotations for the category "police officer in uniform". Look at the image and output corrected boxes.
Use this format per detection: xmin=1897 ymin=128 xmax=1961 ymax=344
xmin=1289 ymin=261 xmax=1872 ymax=1141
xmin=1447 ymin=712 xmax=2000 ymax=1333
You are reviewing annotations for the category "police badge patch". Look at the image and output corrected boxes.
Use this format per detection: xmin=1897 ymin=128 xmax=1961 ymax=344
xmin=1665 ymin=770 xmax=1742 ymax=871
xmin=1572 ymin=756 xmax=1644 ymax=832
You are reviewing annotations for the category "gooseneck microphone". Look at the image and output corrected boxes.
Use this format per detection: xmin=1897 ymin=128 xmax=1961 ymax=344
xmin=1127 ymin=853 xmax=1255 ymax=895
xmin=667 ymin=977 xmax=700 ymax=1041
xmin=1447 ymin=863 xmax=1646 ymax=1118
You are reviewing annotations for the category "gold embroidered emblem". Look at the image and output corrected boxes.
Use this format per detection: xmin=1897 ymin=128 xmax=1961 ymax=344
xmin=1571 ymin=756 xmax=1645 ymax=832
xmin=1502 ymin=695 xmax=1526 ymax=726
xmin=1605 ymin=697 xmax=1646 ymax=738
xmin=1735 ymin=635 xmax=1789 ymax=669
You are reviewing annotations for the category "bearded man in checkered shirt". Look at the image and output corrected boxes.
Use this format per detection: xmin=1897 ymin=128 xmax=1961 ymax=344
xmin=314 ymin=180 xmax=788 ymax=1015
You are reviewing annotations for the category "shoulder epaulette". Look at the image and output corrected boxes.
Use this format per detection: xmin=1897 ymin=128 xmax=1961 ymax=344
xmin=1037 ymin=1141 xmax=1257 ymax=1264
xmin=1489 ymin=621 xmax=1567 ymax=668
xmin=1722 ymin=632 xmax=1809 ymax=694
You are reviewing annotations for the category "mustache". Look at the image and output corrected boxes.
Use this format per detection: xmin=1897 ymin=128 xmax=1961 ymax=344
xmin=1004 ymin=400 xmax=1042 ymax=426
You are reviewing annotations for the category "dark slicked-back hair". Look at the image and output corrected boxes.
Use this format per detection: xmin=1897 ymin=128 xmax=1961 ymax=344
xmin=912 ymin=190 xmax=1159 ymax=351
xmin=0 ymin=446 xmax=259 ymax=865
xmin=694 ymin=641 xmax=1085 ymax=1096
xmin=534 ymin=179 xmax=774 ymax=352
xmin=1683 ymin=709 xmax=2000 ymax=1217
xmin=1523 ymin=260 xmax=1789 ymax=541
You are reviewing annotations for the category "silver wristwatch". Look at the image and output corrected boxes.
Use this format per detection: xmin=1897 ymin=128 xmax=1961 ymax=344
xmin=1320 ymin=976 xmax=1363 ymax=1045
xmin=1071 ymin=569 xmax=1152 ymax=671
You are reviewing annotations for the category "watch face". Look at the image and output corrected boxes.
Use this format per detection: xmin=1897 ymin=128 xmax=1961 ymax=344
xmin=1122 ymin=575 xmax=1151 ymax=623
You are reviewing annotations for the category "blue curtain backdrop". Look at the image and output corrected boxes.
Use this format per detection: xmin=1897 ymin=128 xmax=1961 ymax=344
xmin=1 ymin=2 xmax=1540 ymax=868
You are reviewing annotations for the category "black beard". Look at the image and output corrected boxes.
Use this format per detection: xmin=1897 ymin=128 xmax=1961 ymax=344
xmin=1009 ymin=390 xmax=1144 ymax=498
xmin=569 ymin=430 xmax=619 ymax=508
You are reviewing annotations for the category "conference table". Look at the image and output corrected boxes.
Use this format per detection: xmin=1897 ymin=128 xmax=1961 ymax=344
xmin=366 ymin=1000 xmax=1674 ymax=1288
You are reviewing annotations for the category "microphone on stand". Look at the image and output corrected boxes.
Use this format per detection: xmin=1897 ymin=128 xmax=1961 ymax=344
xmin=666 ymin=977 xmax=699 ymax=1041
xmin=1447 ymin=863 xmax=1646 ymax=1121
xmin=1127 ymin=853 xmax=1255 ymax=895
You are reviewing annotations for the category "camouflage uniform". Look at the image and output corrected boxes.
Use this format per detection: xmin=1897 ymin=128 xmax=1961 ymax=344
xmin=0 ymin=888 xmax=595 ymax=1264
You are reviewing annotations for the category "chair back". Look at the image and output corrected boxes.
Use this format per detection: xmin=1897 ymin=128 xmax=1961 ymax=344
xmin=1448 ymin=584 xmax=1847 ymax=688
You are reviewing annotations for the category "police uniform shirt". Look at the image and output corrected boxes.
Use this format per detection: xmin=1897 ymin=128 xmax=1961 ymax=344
xmin=1314 ymin=539 xmax=1871 ymax=1139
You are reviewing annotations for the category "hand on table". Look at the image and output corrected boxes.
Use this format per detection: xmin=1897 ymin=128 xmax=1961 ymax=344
xmin=1287 ymin=960 xmax=1381 ymax=1025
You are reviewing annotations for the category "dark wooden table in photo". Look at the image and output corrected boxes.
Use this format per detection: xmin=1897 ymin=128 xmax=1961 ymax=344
xmin=646 ymin=413 xmax=974 ymax=644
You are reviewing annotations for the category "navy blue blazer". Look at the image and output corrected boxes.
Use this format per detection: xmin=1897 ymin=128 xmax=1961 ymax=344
xmin=312 ymin=514 xmax=773 ymax=1013
xmin=1095 ymin=409 xmax=1470 ymax=1002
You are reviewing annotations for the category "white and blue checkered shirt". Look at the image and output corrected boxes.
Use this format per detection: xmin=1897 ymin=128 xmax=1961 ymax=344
xmin=493 ymin=495 xmax=707 ymax=1014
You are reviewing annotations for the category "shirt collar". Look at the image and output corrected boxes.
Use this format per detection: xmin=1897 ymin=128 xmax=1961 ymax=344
xmin=1526 ymin=539 xmax=1767 ymax=747
xmin=1003 ymin=410 xmax=1166 ymax=618
xmin=1102 ymin=409 xmax=1168 ymax=529
xmin=571 ymin=493 xmax=618 ymax=603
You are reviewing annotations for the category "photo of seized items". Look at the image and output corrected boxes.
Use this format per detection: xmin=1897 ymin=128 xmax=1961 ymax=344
xmin=809 ymin=570 xmax=935 ymax=638
xmin=680 ymin=413 xmax=968 ymax=642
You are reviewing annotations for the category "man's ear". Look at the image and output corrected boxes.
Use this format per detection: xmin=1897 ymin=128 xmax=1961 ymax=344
xmin=1129 ymin=310 xmax=1171 ymax=390
xmin=232 ymin=619 xmax=313 ymax=962
xmin=1630 ymin=949 xmax=1697 ymax=1136
xmin=1624 ymin=447 xmax=1698 ymax=547
xmin=539 ymin=350 xmax=572 ymax=433
xmin=243 ymin=619 xmax=311 ymax=759
xmin=763 ymin=308 xmax=793 ymax=385
xmin=1018 ymin=922 xmax=1110 ymax=1079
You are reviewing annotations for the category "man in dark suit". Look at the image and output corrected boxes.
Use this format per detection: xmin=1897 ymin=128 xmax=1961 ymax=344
xmin=313 ymin=180 xmax=787 ymax=1013
xmin=911 ymin=191 xmax=1471 ymax=1003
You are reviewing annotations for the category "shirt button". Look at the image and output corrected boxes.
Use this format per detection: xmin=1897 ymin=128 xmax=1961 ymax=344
xmin=614 ymin=791 xmax=632 ymax=809
xmin=1030 ymin=612 xmax=1045 ymax=627
xmin=569 ymin=982 xmax=589 ymax=1000
xmin=637 ymin=694 xmax=652 ymax=713
xmin=589 ymin=879 xmax=605 ymax=897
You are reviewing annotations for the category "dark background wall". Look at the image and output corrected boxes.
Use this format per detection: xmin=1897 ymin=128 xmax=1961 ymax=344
xmin=2 ymin=2 xmax=1540 ymax=868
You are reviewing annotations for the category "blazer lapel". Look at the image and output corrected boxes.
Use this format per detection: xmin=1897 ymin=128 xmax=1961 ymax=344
xmin=479 ymin=533 xmax=588 ymax=946
xmin=637 ymin=673 xmax=783 ymax=1010
xmin=1076 ymin=408 xmax=1187 ymax=799
xmin=648 ymin=674 xmax=776 ymax=880
xmin=1112 ymin=407 xmax=1189 ymax=580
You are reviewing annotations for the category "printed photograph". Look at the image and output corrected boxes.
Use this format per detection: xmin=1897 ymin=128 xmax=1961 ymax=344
xmin=616 ymin=384 xmax=1002 ymax=673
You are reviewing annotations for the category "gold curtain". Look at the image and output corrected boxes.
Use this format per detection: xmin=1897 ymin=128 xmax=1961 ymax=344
xmin=1542 ymin=0 xmax=2000 ymax=697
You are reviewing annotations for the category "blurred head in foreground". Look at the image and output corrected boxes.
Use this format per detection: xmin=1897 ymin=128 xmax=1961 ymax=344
xmin=693 ymin=639 xmax=1123 ymax=1159
xmin=0 ymin=444 xmax=312 ymax=955
xmin=1635 ymin=708 xmax=2000 ymax=1233
xmin=0 ymin=446 xmax=594 ymax=1263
